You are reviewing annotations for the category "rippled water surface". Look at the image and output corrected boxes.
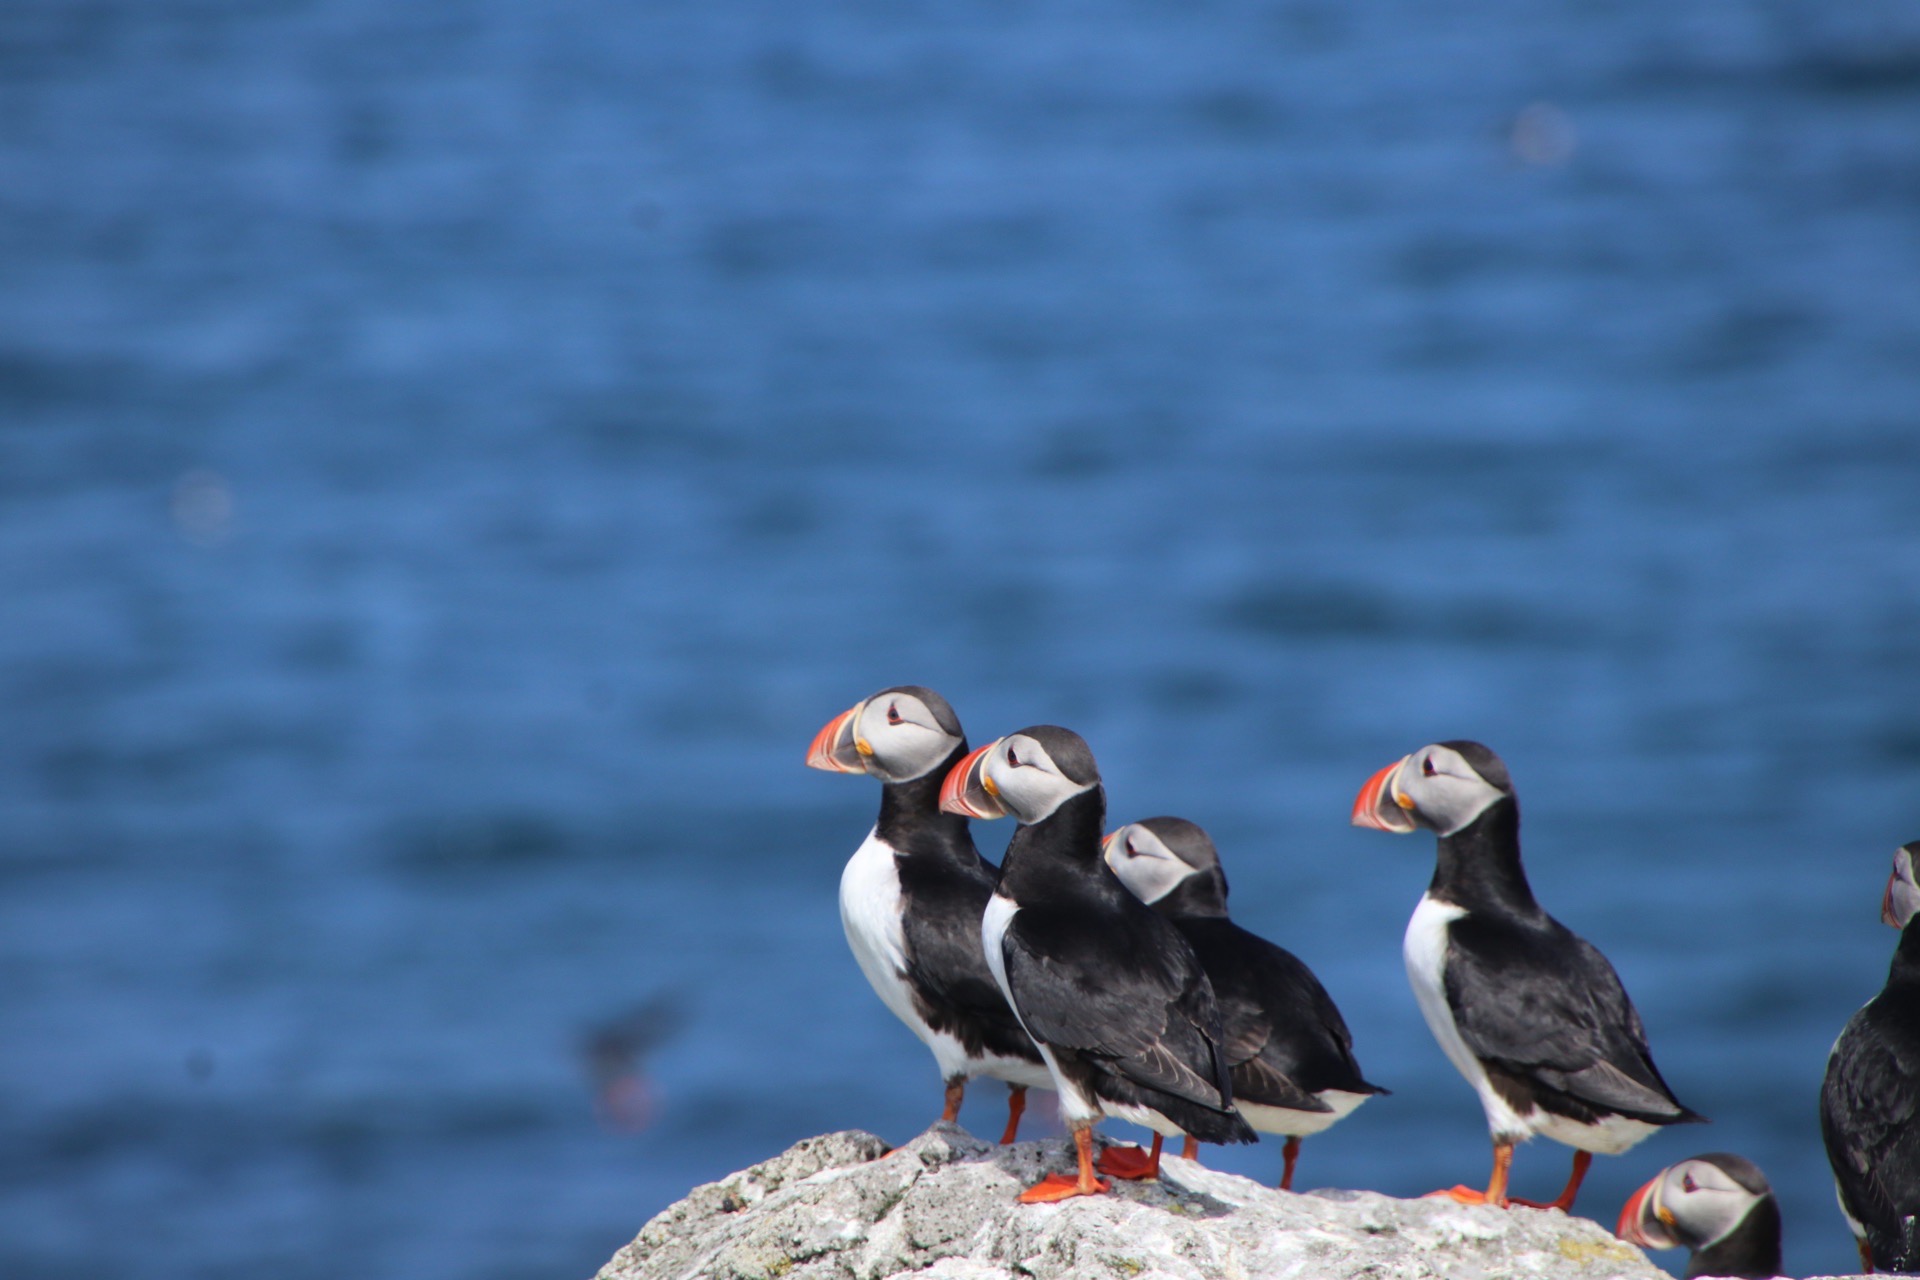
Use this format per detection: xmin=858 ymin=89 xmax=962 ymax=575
xmin=5 ymin=2 xmax=1920 ymax=1277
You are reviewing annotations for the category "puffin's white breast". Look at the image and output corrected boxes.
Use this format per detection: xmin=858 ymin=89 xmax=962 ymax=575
xmin=1404 ymin=893 xmax=1532 ymax=1142
xmin=840 ymin=827 xmax=967 ymax=1078
xmin=982 ymin=892 xmax=1097 ymax=1122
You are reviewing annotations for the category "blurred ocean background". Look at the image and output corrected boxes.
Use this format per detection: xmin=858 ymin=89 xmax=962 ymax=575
xmin=5 ymin=1 xmax=1920 ymax=1276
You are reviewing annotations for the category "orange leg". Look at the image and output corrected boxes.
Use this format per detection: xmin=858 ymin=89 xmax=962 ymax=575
xmin=1018 ymin=1126 xmax=1112 ymax=1203
xmin=1858 ymin=1238 xmax=1875 ymax=1274
xmin=1510 ymin=1151 xmax=1591 ymax=1212
xmin=1180 ymin=1135 xmax=1199 ymax=1162
xmin=1279 ymin=1137 xmax=1301 ymax=1191
xmin=941 ymin=1078 xmax=965 ymax=1124
xmin=1096 ymin=1133 xmax=1163 ymax=1181
xmin=1427 ymin=1139 xmax=1513 ymax=1207
xmin=999 ymin=1086 xmax=1027 ymax=1145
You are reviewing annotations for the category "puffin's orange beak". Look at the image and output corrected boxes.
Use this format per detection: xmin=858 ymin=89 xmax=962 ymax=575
xmin=1351 ymin=757 xmax=1417 ymax=832
xmin=939 ymin=741 xmax=1006 ymax=819
xmin=806 ymin=704 xmax=866 ymax=774
xmin=1616 ymin=1173 xmax=1674 ymax=1249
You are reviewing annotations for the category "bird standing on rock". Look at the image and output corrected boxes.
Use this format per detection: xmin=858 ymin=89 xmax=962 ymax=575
xmin=808 ymin=687 xmax=1052 ymax=1142
xmin=1103 ymin=815 xmax=1387 ymax=1189
xmin=1821 ymin=840 xmax=1920 ymax=1274
xmin=1352 ymin=740 xmax=1703 ymax=1211
xmin=941 ymin=725 xmax=1255 ymax=1202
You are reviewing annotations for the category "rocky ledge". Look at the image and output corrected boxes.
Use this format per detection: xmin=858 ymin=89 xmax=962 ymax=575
xmin=594 ymin=1126 xmax=1675 ymax=1280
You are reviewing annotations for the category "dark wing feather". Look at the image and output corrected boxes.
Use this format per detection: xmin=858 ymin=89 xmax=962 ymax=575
xmin=1001 ymin=900 xmax=1233 ymax=1112
xmin=1230 ymin=1055 xmax=1329 ymax=1114
xmin=1444 ymin=913 xmax=1697 ymax=1123
xmin=1823 ymin=998 xmax=1920 ymax=1270
xmin=896 ymin=854 xmax=1039 ymax=1063
xmin=1182 ymin=918 xmax=1385 ymax=1107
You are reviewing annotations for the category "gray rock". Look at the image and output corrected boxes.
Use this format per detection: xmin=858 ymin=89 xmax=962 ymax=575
xmin=594 ymin=1126 xmax=1680 ymax=1280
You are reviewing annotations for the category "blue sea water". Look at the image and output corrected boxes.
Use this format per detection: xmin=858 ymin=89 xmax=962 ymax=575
xmin=3 ymin=1 xmax=1920 ymax=1276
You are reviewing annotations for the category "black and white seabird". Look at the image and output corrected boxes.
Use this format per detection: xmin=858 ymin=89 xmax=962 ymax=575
xmin=1617 ymin=1153 xmax=1784 ymax=1280
xmin=940 ymin=726 xmax=1255 ymax=1201
xmin=1103 ymin=816 xmax=1387 ymax=1189
xmin=1351 ymin=740 xmax=1703 ymax=1210
xmin=1821 ymin=840 xmax=1920 ymax=1274
xmin=807 ymin=687 xmax=1051 ymax=1142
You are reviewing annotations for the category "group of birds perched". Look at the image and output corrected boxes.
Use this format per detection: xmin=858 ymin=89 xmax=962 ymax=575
xmin=806 ymin=686 xmax=1920 ymax=1278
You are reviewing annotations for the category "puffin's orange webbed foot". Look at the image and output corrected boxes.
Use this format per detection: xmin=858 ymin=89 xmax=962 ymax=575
xmin=1094 ymin=1146 xmax=1160 ymax=1181
xmin=1425 ymin=1184 xmax=1506 ymax=1207
xmin=1017 ymin=1172 xmax=1111 ymax=1203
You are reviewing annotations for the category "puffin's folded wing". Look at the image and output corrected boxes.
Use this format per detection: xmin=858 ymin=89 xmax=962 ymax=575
xmin=899 ymin=875 xmax=1017 ymax=1020
xmin=1444 ymin=918 xmax=1694 ymax=1120
xmin=1232 ymin=1052 xmax=1333 ymax=1113
xmin=1189 ymin=920 xmax=1385 ymax=1100
xmin=1532 ymin=1058 xmax=1688 ymax=1118
xmin=1002 ymin=905 xmax=1233 ymax=1110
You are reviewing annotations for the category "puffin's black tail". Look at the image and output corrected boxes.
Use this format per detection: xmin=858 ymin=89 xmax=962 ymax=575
xmin=1173 ymin=1098 xmax=1258 ymax=1146
xmin=1094 ymin=1070 xmax=1257 ymax=1145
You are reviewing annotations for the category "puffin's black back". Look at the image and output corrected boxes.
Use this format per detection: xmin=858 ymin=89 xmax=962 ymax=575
xmin=997 ymin=783 xmax=1255 ymax=1146
xmin=1822 ymin=915 xmax=1920 ymax=1272
xmin=1129 ymin=816 xmax=1380 ymax=1105
xmin=1178 ymin=917 xmax=1386 ymax=1105
xmin=1433 ymin=793 xmax=1703 ymax=1129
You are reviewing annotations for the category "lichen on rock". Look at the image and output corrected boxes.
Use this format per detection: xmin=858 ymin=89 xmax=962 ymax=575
xmin=595 ymin=1126 xmax=1670 ymax=1280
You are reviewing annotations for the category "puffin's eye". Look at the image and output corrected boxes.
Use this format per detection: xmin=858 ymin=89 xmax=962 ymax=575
xmin=886 ymin=704 xmax=902 ymax=726
xmin=1681 ymin=1173 xmax=1697 ymax=1194
xmin=1006 ymin=747 xmax=1021 ymax=768
xmin=1422 ymin=756 xmax=1437 ymax=777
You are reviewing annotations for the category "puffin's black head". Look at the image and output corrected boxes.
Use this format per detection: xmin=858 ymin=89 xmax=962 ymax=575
xmin=1351 ymin=739 xmax=1514 ymax=839
xmin=938 ymin=724 xmax=1100 ymax=825
xmin=1102 ymin=816 xmax=1230 ymax=914
xmin=1618 ymin=1153 xmax=1779 ymax=1270
xmin=805 ymin=685 xmax=967 ymax=785
xmin=1883 ymin=842 xmax=1920 ymax=929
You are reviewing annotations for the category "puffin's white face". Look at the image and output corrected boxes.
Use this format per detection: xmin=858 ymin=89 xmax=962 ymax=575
xmin=806 ymin=690 xmax=961 ymax=784
xmin=1885 ymin=844 xmax=1920 ymax=928
xmin=1353 ymin=743 xmax=1508 ymax=838
xmin=1618 ymin=1157 xmax=1761 ymax=1253
xmin=941 ymin=732 xmax=1094 ymax=824
xmin=982 ymin=733 xmax=1093 ymax=824
xmin=1103 ymin=822 xmax=1193 ymax=904
xmin=849 ymin=692 xmax=959 ymax=783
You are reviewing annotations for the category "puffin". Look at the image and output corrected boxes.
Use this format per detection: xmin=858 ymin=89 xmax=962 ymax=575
xmin=1617 ymin=1153 xmax=1784 ymax=1280
xmin=1820 ymin=840 xmax=1920 ymax=1274
xmin=1102 ymin=816 xmax=1388 ymax=1189
xmin=939 ymin=725 xmax=1255 ymax=1201
xmin=1351 ymin=740 xmax=1703 ymax=1210
xmin=807 ymin=686 xmax=1051 ymax=1142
